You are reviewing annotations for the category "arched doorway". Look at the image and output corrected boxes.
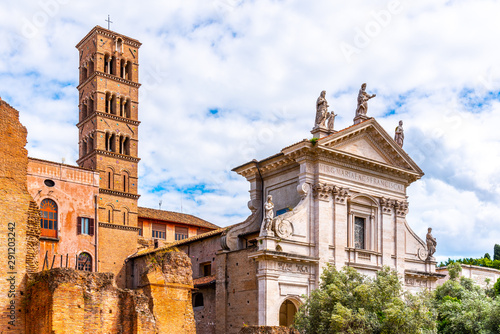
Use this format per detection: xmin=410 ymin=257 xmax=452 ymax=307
xmin=279 ymin=299 xmax=298 ymax=327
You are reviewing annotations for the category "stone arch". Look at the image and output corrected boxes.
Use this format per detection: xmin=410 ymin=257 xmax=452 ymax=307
xmin=121 ymin=206 xmax=130 ymax=225
xmin=278 ymin=297 xmax=302 ymax=327
xmin=121 ymin=169 xmax=130 ymax=192
xmin=105 ymin=166 xmax=115 ymax=189
xmin=77 ymin=251 xmax=92 ymax=271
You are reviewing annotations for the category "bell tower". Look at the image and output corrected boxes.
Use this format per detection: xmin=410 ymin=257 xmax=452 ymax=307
xmin=76 ymin=26 xmax=141 ymax=227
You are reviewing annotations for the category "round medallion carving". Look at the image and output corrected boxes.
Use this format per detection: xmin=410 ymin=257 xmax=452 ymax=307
xmin=417 ymin=248 xmax=428 ymax=261
xmin=275 ymin=220 xmax=293 ymax=239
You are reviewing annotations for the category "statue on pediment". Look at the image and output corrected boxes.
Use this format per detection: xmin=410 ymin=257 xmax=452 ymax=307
xmin=426 ymin=227 xmax=437 ymax=260
xmin=315 ymin=90 xmax=329 ymax=128
xmin=260 ymin=195 xmax=275 ymax=236
xmin=356 ymin=83 xmax=376 ymax=116
xmin=327 ymin=111 xmax=337 ymax=131
xmin=394 ymin=120 xmax=404 ymax=147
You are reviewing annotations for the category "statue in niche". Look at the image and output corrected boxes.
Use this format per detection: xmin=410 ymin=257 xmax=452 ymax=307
xmin=315 ymin=90 xmax=329 ymax=128
xmin=355 ymin=83 xmax=376 ymax=116
xmin=394 ymin=120 xmax=404 ymax=148
xmin=426 ymin=227 xmax=437 ymax=259
xmin=327 ymin=111 xmax=337 ymax=131
xmin=260 ymin=195 xmax=275 ymax=236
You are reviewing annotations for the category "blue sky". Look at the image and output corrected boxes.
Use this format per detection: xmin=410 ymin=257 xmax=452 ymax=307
xmin=1 ymin=0 xmax=500 ymax=263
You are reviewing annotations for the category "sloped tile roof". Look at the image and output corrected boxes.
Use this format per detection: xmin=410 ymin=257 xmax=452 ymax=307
xmin=194 ymin=275 xmax=216 ymax=287
xmin=138 ymin=207 xmax=219 ymax=230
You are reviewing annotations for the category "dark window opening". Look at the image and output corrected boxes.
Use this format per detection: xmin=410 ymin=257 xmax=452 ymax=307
xmin=354 ymin=217 xmax=365 ymax=249
xmin=193 ymin=293 xmax=204 ymax=308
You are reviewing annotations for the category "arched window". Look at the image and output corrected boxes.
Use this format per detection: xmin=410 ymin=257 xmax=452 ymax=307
xmin=104 ymin=55 xmax=110 ymax=74
xmin=106 ymin=168 xmax=114 ymax=189
xmin=77 ymin=252 xmax=92 ymax=271
xmin=125 ymin=99 xmax=131 ymax=118
xmin=105 ymin=92 xmax=111 ymax=113
xmin=110 ymin=56 xmax=116 ymax=75
xmin=125 ymin=62 xmax=131 ymax=80
xmin=81 ymin=66 xmax=87 ymax=81
xmin=279 ymin=299 xmax=297 ymax=327
xmin=110 ymin=133 xmax=116 ymax=152
xmin=193 ymin=293 xmax=204 ymax=308
xmin=116 ymin=38 xmax=123 ymax=53
xmin=40 ymin=199 xmax=58 ymax=238
xmin=122 ymin=171 xmax=129 ymax=192
xmin=122 ymin=207 xmax=129 ymax=225
xmin=88 ymin=97 xmax=94 ymax=116
xmin=82 ymin=140 xmax=87 ymax=156
xmin=111 ymin=94 xmax=117 ymax=115
xmin=88 ymin=59 xmax=94 ymax=75
xmin=124 ymin=137 xmax=130 ymax=155
xmin=87 ymin=135 xmax=94 ymax=153
xmin=81 ymin=102 xmax=87 ymax=120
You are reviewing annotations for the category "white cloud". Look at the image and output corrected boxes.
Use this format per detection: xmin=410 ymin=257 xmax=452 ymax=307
xmin=1 ymin=0 xmax=500 ymax=260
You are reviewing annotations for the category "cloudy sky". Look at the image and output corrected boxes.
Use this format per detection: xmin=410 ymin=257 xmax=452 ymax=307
xmin=1 ymin=0 xmax=499 ymax=263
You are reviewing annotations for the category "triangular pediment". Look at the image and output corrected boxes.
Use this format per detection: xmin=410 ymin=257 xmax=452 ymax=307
xmin=334 ymin=137 xmax=392 ymax=164
xmin=318 ymin=119 xmax=423 ymax=175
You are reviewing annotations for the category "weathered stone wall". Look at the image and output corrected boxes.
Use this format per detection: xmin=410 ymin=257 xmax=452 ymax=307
xmin=0 ymin=99 xmax=40 ymax=333
xmin=238 ymin=326 xmax=299 ymax=334
xmin=138 ymin=250 xmax=196 ymax=334
xmin=25 ymin=268 xmax=156 ymax=334
xmin=216 ymin=248 xmax=259 ymax=334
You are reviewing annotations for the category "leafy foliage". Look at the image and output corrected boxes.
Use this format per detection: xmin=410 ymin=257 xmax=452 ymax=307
xmin=494 ymin=244 xmax=500 ymax=261
xmin=293 ymin=266 xmax=436 ymax=334
xmin=434 ymin=263 xmax=500 ymax=334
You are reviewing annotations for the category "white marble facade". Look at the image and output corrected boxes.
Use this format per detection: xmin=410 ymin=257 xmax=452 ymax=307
xmin=223 ymin=117 xmax=444 ymax=326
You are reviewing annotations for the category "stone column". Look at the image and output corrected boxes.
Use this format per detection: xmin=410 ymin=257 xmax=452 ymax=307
xmin=256 ymin=264 xmax=279 ymax=326
xmin=380 ymin=198 xmax=394 ymax=269
xmin=312 ymin=183 xmax=334 ymax=280
xmin=394 ymin=200 xmax=408 ymax=277
xmin=333 ymin=187 xmax=350 ymax=271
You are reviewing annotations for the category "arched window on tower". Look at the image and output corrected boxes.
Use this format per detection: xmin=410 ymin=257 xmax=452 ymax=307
xmin=77 ymin=252 xmax=92 ymax=272
xmin=111 ymin=94 xmax=117 ymax=115
xmin=125 ymin=99 xmax=131 ymax=118
xmin=105 ymin=92 xmax=111 ymax=113
xmin=81 ymin=65 xmax=87 ymax=82
xmin=105 ymin=132 xmax=110 ymax=151
xmin=106 ymin=205 xmax=113 ymax=223
xmin=81 ymin=140 xmax=87 ymax=157
xmin=88 ymin=59 xmax=94 ymax=75
xmin=122 ymin=207 xmax=129 ymax=225
xmin=40 ymin=199 xmax=58 ymax=238
xmin=88 ymin=97 xmax=94 ymax=116
xmin=110 ymin=56 xmax=116 ymax=75
xmin=122 ymin=171 xmax=129 ymax=192
xmin=125 ymin=62 xmax=131 ymax=80
xmin=104 ymin=54 xmax=110 ymax=74
xmin=116 ymin=38 xmax=123 ymax=53
xmin=110 ymin=133 xmax=116 ymax=152
xmin=81 ymin=100 xmax=87 ymax=120
xmin=124 ymin=137 xmax=130 ymax=155
xmin=87 ymin=135 xmax=94 ymax=153
xmin=119 ymin=97 xmax=126 ymax=117
xmin=118 ymin=135 xmax=124 ymax=154
xmin=120 ymin=59 xmax=126 ymax=79
xmin=106 ymin=168 xmax=114 ymax=189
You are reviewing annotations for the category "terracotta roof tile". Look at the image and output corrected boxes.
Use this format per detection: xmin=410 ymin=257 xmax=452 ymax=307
xmin=138 ymin=207 xmax=219 ymax=230
xmin=129 ymin=227 xmax=226 ymax=259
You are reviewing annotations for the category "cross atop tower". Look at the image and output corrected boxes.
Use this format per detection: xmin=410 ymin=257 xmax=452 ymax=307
xmin=105 ymin=15 xmax=113 ymax=30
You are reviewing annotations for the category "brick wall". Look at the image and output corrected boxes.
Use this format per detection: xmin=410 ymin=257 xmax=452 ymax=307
xmin=0 ymin=99 xmax=40 ymax=333
xmin=25 ymin=268 xmax=156 ymax=334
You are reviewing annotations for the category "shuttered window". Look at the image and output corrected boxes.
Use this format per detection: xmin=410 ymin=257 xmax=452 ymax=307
xmin=152 ymin=223 xmax=166 ymax=239
xmin=77 ymin=217 xmax=94 ymax=236
xmin=175 ymin=226 xmax=188 ymax=241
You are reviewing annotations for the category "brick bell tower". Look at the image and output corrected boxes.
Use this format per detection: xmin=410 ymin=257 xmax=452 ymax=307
xmin=76 ymin=26 xmax=141 ymax=227
xmin=76 ymin=26 xmax=142 ymax=285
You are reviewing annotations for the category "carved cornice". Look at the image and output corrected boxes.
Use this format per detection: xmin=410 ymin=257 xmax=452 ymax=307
xmin=77 ymin=71 xmax=141 ymax=90
xmin=98 ymin=222 xmax=141 ymax=232
xmin=77 ymin=111 xmax=140 ymax=128
xmin=76 ymin=150 xmax=140 ymax=165
xmin=99 ymin=188 xmax=140 ymax=199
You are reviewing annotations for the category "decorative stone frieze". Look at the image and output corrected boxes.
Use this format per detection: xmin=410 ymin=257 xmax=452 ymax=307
xmin=333 ymin=186 xmax=350 ymax=204
xmin=312 ymin=183 xmax=333 ymax=201
xmin=394 ymin=200 xmax=409 ymax=217
xmin=380 ymin=197 xmax=394 ymax=214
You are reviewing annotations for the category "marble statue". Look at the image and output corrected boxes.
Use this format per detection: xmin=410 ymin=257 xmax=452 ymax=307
xmin=355 ymin=83 xmax=376 ymax=116
xmin=327 ymin=112 xmax=337 ymax=131
xmin=394 ymin=120 xmax=404 ymax=148
xmin=260 ymin=195 xmax=275 ymax=236
xmin=315 ymin=90 xmax=329 ymax=128
xmin=426 ymin=227 xmax=437 ymax=259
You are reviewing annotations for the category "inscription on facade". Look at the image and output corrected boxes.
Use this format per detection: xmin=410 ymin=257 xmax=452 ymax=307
xmin=277 ymin=262 xmax=309 ymax=274
xmin=319 ymin=165 xmax=405 ymax=193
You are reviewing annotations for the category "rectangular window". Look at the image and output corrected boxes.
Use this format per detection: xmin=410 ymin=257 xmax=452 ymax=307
xmin=199 ymin=262 xmax=212 ymax=277
xmin=152 ymin=223 xmax=166 ymax=239
xmin=175 ymin=226 xmax=188 ymax=241
xmin=354 ymin=217 xmax=365 ymax=249
xmin=138 ymin=221 xmax=143 ymax=236
xmin=77 ymin=217 xmax=94 ymax=236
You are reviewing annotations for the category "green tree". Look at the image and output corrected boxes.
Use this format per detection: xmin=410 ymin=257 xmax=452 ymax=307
xmin=434 ymin=263 xmax=499 ymax=333
xmin=293 ymin=266 xmax=436 ymax=334
xmin=494 ymin=244 xmax=500 ymax=261
xmin=484 ymin=253 xmax=491 ymax=260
